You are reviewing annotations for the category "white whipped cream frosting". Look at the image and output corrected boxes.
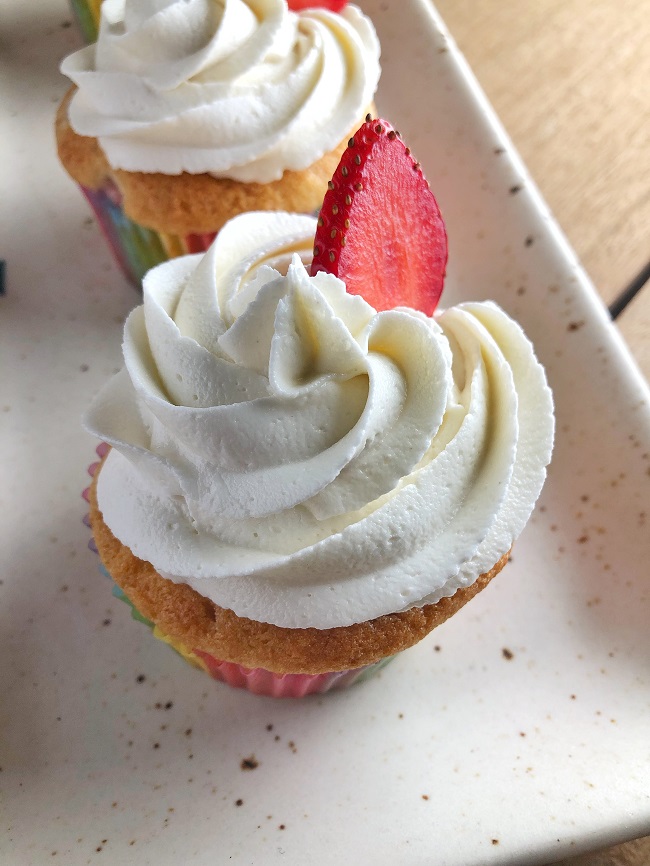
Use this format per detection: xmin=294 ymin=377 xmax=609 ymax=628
xmin=60 ymin=0 xmax=380 ymax=182
xmin=85 ymin=212 xmax=554 ymax=629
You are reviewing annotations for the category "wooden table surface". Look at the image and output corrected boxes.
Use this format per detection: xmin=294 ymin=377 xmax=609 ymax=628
xmin=433 ymin=2 xmax=650 ymax=863
xmin=435 ymin=0 xmax=650 ymax=386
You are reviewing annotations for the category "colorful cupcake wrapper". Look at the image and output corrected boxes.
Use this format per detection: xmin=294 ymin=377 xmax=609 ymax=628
xmin=83 ymin=447 xmax=395 ymax=697
xmin=191 ymin=652 xmax=396 ymax=697
xmin=69 ymin=0 xmax=102 ymax=43
xmin=80 ymin=182 xmax=217 ymax=288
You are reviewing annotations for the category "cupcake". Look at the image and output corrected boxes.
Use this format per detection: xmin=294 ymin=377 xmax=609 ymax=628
xmin=84 ymin=119 xmax=555 ymax=697
xmin=56 ymin=0 xmax=380 ymax=286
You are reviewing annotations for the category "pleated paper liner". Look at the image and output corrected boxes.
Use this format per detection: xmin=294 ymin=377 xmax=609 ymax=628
xmin=69 ymin=0 xmax=102 ymax=43
xmin=81 ymin=182 xmax=217 ymax=288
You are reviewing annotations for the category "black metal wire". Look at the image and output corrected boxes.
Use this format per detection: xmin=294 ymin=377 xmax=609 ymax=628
xmin=608 ymin=260 xmax=650 ymax=320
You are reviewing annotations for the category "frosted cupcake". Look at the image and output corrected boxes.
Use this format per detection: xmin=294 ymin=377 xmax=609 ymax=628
xmin=56 ymin=0 xmax=380 ymax=285
xmin=85 ymin=119 xmax=554 ymax=697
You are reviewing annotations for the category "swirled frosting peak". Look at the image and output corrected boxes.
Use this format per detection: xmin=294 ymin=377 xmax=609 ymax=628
xmin=85 ymin=212 xmax=554 ymax=629
xmin=60 ymin=0 xmax=381 ymax=181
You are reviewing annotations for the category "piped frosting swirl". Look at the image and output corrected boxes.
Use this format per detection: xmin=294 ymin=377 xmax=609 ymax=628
xmin=61 ymin=0 xmax=381 ymax=182
xmin=86 ymin=212 xmax=554 ymax=629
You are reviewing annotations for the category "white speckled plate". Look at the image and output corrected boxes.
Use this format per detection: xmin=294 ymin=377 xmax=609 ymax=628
xmin=2 ymin=1 xmax=649 ymax=864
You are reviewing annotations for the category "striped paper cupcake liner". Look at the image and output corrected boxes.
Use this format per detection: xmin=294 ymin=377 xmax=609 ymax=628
xmin=69 ymin=0 xmax=102 ymax=42
xmin=80 ymin=182 xmax=217 ymax=288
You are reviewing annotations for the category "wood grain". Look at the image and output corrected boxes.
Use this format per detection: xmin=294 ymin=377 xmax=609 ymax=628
xmin=434 ymin=0 xmax=650 ymax=306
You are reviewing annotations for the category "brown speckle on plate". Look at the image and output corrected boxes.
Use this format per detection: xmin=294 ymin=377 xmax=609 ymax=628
xmin=241 ymin=756 xmax=259 ymax=771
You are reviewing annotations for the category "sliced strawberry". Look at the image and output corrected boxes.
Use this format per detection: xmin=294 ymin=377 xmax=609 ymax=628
xmin=311 ymin=117 xmax=447 ymax=315
xmin=287 ymin=0 xmax=347 ymax=11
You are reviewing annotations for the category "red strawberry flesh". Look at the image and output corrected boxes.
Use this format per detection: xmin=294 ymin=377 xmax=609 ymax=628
xmin=287 ymin=0 xmax=348 ymax=11
xmin=311 ymin=118 xmax=447 ymax=316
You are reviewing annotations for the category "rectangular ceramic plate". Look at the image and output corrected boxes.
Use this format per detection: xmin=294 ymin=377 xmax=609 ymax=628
xmin=2 ymin=1 xmax=649 ymax=864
